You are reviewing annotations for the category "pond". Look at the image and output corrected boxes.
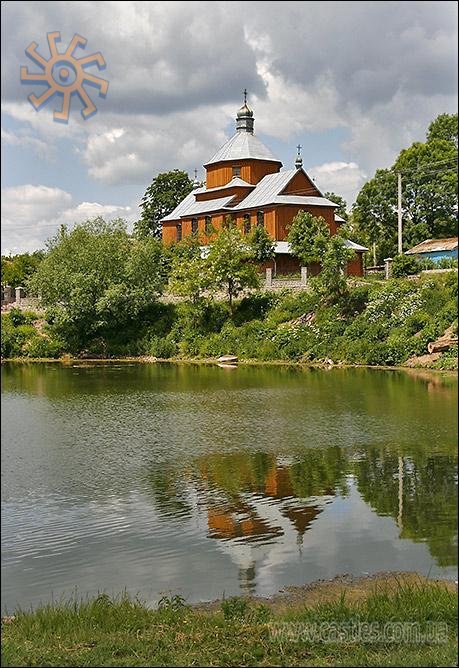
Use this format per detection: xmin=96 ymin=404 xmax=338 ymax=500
xmin=1 ymin=362 xmax=457 ymax=611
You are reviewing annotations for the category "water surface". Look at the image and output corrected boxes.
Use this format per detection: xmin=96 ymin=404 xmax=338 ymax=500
xmin=1 ymin=363 xmax=457 ymax=611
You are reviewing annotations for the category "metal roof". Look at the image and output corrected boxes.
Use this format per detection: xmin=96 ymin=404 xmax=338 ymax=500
xmin=204 ymin=132 xmax=280 ymax=166
xmin=274 ymin=239 xmax=368 ymax=255
xmin=274 ymin=195 xmax=338 ymax=207
xmin=231 ymin=170 xmax=296 ymax=210
xmin=344 ymin=239 xmax=369 ymax=252
xmin=405 ymin=237 xmax=458 ymax=255
xmin=202 ymin=177 xmax=254 ymax=194
xmin=161 ymin=189 xmax=204 ymax=221
xmin=185 ymin=194 xmax=236 ymax=216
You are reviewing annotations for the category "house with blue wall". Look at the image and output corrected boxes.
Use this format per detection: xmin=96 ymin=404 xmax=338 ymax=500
xmin=405 ymin=237 xmax=458 ymax=263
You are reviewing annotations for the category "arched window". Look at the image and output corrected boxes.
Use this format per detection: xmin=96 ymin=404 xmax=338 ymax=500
xmin=205 ymin=216 xmax=212 ymax=235
xmin=176 ymin=223 xmax=182 ymax=241
xmin=191 ymin=218 xmax=198 ymax=234
xmin=232 ymin=165 xmax=241 ymax=178
xmin=257 ymin=210 xmax=264 ymax=228
xmin=243 ymin=213 xmax=251 ymax=235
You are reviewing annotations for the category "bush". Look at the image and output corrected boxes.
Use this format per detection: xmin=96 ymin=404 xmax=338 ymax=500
xmin=24 ymin=335 xmax=65 ymax=358
xmin=391 ymin=254 xmax=420 ymax=278
xmin=149 ymin=334 xmax=177 ymax=359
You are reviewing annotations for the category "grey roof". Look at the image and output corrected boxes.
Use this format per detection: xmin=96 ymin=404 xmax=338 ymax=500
xmin=161 ymin=189 xmax=204 ymax=222
xmin=274 ymin=195 xmax=338 ymax=207
xmin=204 ymin=132 xmax=280 ymax=166
xmin=202 ymin=177 xmax=254 ymax=194
xmin=231 ymin=169 xmax=329 ymax=211
xmin=161 ymin=167 xmax=334 ymax=222
xmin=274 ymin=239 xmax=368 ymax=255
xmin=344 ymin=239 xmax=369 ymax=252
xmin=231 ymin=170 xmax=296 ymax=210
xmin=185 ymin=194 xmax=236 ymax=216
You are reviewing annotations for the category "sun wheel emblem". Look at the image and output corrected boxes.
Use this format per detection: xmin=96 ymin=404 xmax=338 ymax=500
xmin=20 ymin=32 xmax=108 ymax=123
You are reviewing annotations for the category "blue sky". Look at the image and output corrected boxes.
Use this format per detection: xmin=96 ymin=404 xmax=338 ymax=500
xmin=2 ymin=1 xmax=457 ymax=254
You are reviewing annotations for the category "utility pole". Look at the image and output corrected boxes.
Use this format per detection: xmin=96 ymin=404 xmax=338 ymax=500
xmin=397 ymin=172 xmax=402 ymax=254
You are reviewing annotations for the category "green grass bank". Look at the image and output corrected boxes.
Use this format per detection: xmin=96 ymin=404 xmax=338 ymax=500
xmin=1 ymin=574 xmax=457 ymax=667
xmin=2 ymin=273 xmax=457 ymax=370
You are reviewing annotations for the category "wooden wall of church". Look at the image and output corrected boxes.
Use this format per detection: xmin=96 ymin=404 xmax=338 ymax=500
xmin=206 ymin=160 xmax=280 ymax=188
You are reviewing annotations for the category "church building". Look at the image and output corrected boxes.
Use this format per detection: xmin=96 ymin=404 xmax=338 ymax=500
xmin=161 ymin=95 xmax=367 ymax=276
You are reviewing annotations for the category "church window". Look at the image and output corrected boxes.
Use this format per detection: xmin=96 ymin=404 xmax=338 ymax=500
xmin=205 ymin=216 xmax=212 ymax=234
xmin=176 ymin=223 xmax=182 ymax=241
xmin=191 ymin=218 xmax=198 ymax=234
xmin=232 ymin=165 xmax=241 ymax=178
xmin=257 ymin=210 xmax=264 ymax=228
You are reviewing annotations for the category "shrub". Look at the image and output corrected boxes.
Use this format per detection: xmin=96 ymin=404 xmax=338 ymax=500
xmin=25 ymin=335 xmax=65 ymax=358
xmin=149 ymin=335 xmax=177 ymax=359
xmin=437 ymin=257 xmax=458 ymax=270
xmin=391 ymin=254 xmax=420 ymax=278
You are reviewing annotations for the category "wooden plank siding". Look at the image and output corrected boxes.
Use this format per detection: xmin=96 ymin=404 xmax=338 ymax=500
xmin=205 ymin=159 xmax=281 ymax=188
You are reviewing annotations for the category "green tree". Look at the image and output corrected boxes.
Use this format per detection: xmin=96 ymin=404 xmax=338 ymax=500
xmin=352 ymin=113 xmax=458 ymax=262
xmin=427 ymin=113 xmax=458 ymax=147
xmin=248 ymin=225 xmax=276 ymax=263
xmin=169 ymin=251 xmax=211 ymax=307
xmin=1 ymin=251 xmax=44 ymax=288
xmin=135 ymin=170 xmax=194 ymax=238
xmin=28 ymin=217 xmax=166 ymax=351
xmin=395 ymin=138 xmax=458 ymax=244
xmin=207 ymin=218 xmax=259 ymax=314
xmin=324 ymin=192 xmax=349 ymax=221
xmin=287 ymin=211 xmax=330 ymax=267
xmin=312 ymin=235 xmax=354 ymax=304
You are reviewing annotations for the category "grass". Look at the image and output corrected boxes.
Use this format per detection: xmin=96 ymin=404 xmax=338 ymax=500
xmin=1 ymin=579 xmax=457 ymax=667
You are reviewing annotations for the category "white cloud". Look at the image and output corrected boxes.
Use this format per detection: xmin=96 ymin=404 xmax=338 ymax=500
xmin=308 ymin=162 xmax=367 ymax=205
xmin=1 ymin=184 xmax=135 ymax=254
xmin=1 ymin=128 xmax=54 ymax=160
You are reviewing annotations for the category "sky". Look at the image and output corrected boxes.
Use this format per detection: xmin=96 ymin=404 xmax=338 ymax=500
xmin=1 ymin=0 xmax=458 ymax=254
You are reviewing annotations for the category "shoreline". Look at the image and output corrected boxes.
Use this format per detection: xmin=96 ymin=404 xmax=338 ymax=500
xmin=2 ymin=571 xmax=457 ymax=667
xmin=2 ymin=355 xmax=458 ymax=375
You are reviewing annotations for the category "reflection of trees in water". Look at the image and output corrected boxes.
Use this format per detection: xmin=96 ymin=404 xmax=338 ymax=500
xmin=147 ymin=448 xmax=349 ymax=543
xmin=353 ymin=448 xmax=458 ymax=567
xmin=146 ymin=444 xmax=457 ymax=569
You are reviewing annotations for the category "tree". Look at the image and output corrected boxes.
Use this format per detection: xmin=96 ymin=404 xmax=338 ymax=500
xmin=169 ymin=248 xmax=211 ymax=307
xmin=352 ymin=113 xmax=458 ymax=262
xmin=312 ymin=235 xmax=354 ymax=304
xmin=324 ymin=191 xmax=349 ymax=221
xmin=28 ymin=217 xmax=166 ymax=351
xmin=248 ymin=225 xmax=276 ymax=263
xmin=395 ymin=138 xmax=458 ymax=244
xmin=1 ymin=251 xmax=44 ymax=288
xmin=287 ymin=211 xmax=330 ymax=267
xmin=135 ymin=170 xmax=194 ymax=238
xmin=427 ymin=113 xmax=458 ymax=148
xmin=207 ymin=218 xmax=259 ymax=314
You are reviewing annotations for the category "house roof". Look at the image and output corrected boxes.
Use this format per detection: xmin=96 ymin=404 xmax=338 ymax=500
xmin=201 ymin=177 xmax=254 ymax=194
xmin=161 ymin=168 xmax=336 ymax=221
xmin=405 ymin=237 xmax=458 ymax=255
xmin=161 ymin=189 xmax=204 ymax=222
xmin=274 ymin=239 xmax=368 ymax=255
xmin=185 ymin=194 xmax=236 ymax=216
xmin=204 ymin=131 xmax=281 ymax=166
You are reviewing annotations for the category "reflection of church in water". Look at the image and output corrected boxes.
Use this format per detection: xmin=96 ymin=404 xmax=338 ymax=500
xmin=196 ymin=459 xmax=335 ymax=594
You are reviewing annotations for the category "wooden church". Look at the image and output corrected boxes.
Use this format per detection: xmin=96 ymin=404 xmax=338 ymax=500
xmin=161 ymin=94 xmax=367 ymax=276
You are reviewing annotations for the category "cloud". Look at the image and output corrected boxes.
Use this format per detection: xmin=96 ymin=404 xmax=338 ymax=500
xmin=0 ymin=1 xmax=457 ymax=205
xmin=308 ymin=162 xmax=367 ymax=205
xmin=1 ymin=184 xmax=135 ymax=254
xmin=1 ymin=127 xmax=56 ymax=160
